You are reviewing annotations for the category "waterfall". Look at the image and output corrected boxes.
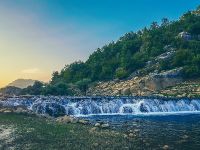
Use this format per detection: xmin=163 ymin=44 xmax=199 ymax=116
xmin=1 ymin=97 xmax=200 ymax=117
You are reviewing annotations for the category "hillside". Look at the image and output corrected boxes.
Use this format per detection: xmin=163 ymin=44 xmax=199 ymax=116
xmin=21 ymin=6 xmax=200 ymax=97
xmin=0 ymin=86 xmax=22 ymax=96
xmin=51 ymin=6 xmax=200 ymax=82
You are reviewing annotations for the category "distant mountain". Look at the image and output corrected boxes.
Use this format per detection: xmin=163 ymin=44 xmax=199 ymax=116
xmin=7 ymin=79 xmax=36 ymax=89
xmin=0 ymin=86 xmax=22 ymax=96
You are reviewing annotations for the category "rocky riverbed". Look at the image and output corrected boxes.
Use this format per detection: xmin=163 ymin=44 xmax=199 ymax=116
xmin=1 ymin=111 xmax=200 ymax=149
xmin=1 ymin=96 xmax=200 ymax=149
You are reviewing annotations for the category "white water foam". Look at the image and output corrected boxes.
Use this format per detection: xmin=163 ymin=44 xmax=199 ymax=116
xmin=1 ymin=97 xmax=200 ymax=117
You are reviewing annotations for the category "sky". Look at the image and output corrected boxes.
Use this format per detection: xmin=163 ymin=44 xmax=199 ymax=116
xmin=0 ymin=0 xmax=199 ymax=87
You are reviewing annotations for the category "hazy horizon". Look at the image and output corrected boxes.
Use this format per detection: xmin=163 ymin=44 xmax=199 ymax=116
xmin=0 ymin=0 xmax=199 ymax=88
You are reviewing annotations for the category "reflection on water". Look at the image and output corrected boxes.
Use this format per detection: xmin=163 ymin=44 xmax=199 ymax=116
xmin=84 ymin=113 xmax=200 ymax=150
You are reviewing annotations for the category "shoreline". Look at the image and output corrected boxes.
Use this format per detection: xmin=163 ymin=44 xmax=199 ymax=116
xmin=1 ymin=95 xmax=200 ymax=101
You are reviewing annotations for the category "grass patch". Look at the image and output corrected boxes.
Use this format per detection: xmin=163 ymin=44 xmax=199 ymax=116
xmin=0 ymin=113 xmax=138 ymax=150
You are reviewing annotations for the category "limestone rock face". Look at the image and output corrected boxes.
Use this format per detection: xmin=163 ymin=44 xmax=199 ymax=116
xmin=87 ymin=68 xmax=183 ymax=96
xmin=145 ymin=68 xmax=183 ymax=91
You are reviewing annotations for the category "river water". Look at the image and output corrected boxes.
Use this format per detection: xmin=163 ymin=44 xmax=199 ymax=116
xmin=84 ymin=113 xmax=200 ymax=149
xmin=1 ymin=96 xmax=200 ymax=116
xmin=1 ymin=96 xmax=200 ymax=149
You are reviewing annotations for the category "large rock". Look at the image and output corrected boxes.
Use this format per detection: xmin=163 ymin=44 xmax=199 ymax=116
xmin=78 ymin=119 xmax=89 ymax=125
xmin=101 ymin=123 xmax=110 ymax=128
xmin=56 ymin=115 xmax=76 ymax=123
xmin=122 ymin=88 xmax=131 ymax=95
xmin=139 ymin=103 xmax=149 ymax=112
xmin=145 ymin=68 xmax=183 ymax=91
xmin=130 ymin=85 xmax=139 ymax=94
xmin=122 ymin=106 xmax=133 ymax=113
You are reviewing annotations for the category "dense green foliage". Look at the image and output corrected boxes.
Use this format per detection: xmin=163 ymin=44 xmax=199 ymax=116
xmin=52 ymin=6 xmax=199 ymax=82
xmin=20 ymin=81 xmax=75 ymax=96
xmin=75 ymin=78 xmax=92 ymax=95
xmin=21 ymin=6 xmax=200 ymax=96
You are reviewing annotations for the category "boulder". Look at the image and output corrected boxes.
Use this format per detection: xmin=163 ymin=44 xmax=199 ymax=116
xmin=182 ymin=135 xmax=189 ymax=139
xmin=134 ymin=77 xmax=139 ymax=80
xmin=89 ymin=127 xmax=97 ymax=133
xmin=3 ymin=110 xmax=12 ymax=113
xmin=0 ymin=108 xmax=13 ymax=113
xmin=145 ymin=68 xmax=183 ymax=91
xmin=139 ymin=103 xmax=149 ymax=112
xmin=122 ymin=88 xmax=131 ymax=95
xmin=101 ymin=123 xmax=110 ymax=128
xmin=56 ymin=115 xmax=76 ymax=123
xmin=138 ymin=79 xmax=146 ymax=89
xmin=162 ymin=145 xmax=169 ymax=150
xmin=130 ymin=86 xmax=138 ymax=94
xmin=134 ymin=129 xmax=140 ymax=133
xmin=128 ymin=133 xmax=134 ymax=137
xmin=122 ymin=106 xmax=133 ymax=113
xmin=15 ymin=107 xmax=28 ymax=113
xmin=94 ymin=123 xmax=101 ymax=127
xmin=78 ymin=119 xmax=89 ymax=125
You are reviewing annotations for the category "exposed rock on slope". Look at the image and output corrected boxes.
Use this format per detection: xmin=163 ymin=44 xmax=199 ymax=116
xmin=87 ymin=68 xmax=183 ymax=96
xmin=155 ymin=80 xmax=200 ymax=98
xmin=145 ymin=68 xmax=183 ymax=91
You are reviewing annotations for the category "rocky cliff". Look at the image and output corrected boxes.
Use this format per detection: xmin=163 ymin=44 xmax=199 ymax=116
xmin=87 ymin=68 xmax=200 ymax=98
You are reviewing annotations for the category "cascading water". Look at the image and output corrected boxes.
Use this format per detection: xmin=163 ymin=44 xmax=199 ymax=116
xmin=1 ymin=96 xmax=200 ymax=117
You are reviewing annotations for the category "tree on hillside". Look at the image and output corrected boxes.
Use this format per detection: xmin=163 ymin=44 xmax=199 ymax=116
xmin=115 ymin=67 xmax=128 ymax=79
xmin=21 ymin=81 xmax=43 ymax=95
xmin=161 ymin=18 xmax=170 ymax=26
xmin=75 ymin=78 xmax=91 ymax=95
xmin=21 ymin=6 xmax=200 ymax=96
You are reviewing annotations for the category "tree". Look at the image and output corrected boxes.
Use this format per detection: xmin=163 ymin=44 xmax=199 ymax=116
xmin=161 ymin=18 xmax=169 ymax=26
xmin=115 ymin=67 xmax=128 ymax=79
xmin=21 ymin=81 xmax=44 ymax=95
xmin=150 ymin=21 xmax=159 ymax=29
xmin=75 ymin=78 xmax=91 ymax=95
xmin=172 ymin=49 xmax=191 ymax=67
xmin=51 ymin=71 xmax=60 ymax=84
xmin=42 ymin=82 xmax=73 ymax=96
xmin=54 ymin=82 xmax=69 ymax=96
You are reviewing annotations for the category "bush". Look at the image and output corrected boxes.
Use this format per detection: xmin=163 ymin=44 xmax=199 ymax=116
xmin=115 ymin=67 xmax=128 ymax=79
xmin=75 ymin=78 xmax=92 ymax=95
xmin=183 ymin=65 xmax=200 ymax=78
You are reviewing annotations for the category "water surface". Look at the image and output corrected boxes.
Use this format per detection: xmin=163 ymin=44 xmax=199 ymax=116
xmin=84 ymin=113 xmax=200 ymax=150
